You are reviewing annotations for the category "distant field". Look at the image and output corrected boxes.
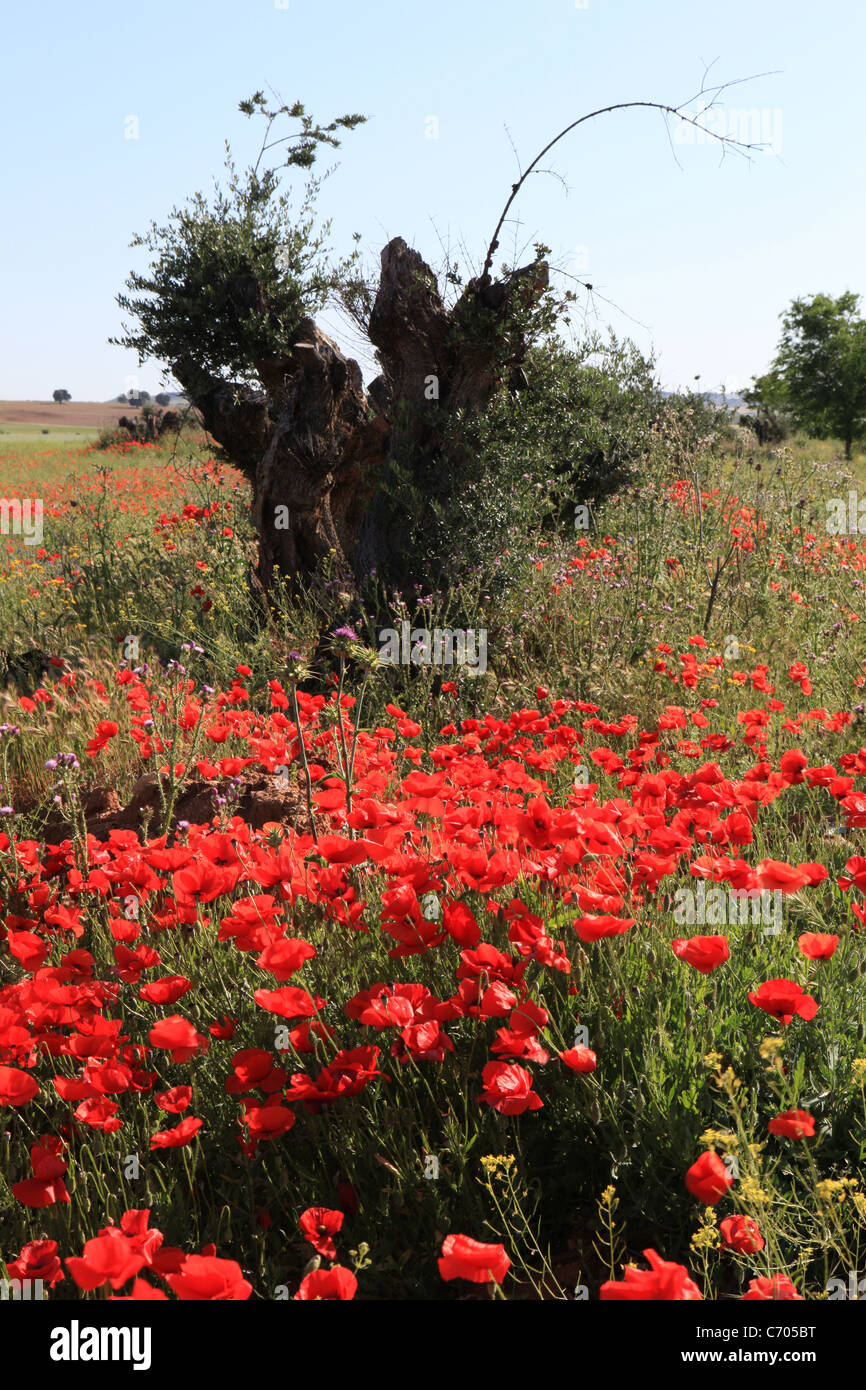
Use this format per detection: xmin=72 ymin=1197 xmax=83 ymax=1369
xmin=0 ymin=399 xmax=145 ymax=429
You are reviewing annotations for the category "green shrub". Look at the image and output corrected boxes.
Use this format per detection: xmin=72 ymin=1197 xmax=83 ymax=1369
xmin=364 ymin=330 xmax=722 ymax=600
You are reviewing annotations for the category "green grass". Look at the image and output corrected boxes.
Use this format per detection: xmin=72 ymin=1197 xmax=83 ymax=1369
xmin=0 ymin=427 xmax=102 ymax=444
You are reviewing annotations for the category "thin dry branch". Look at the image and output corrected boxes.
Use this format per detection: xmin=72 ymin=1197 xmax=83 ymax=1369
xmin=479 ymin=73 xmax=779 ymax=283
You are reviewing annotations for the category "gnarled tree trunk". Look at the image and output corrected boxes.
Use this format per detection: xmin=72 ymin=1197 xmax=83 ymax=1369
xmin=173 ymin=238 xmax=548 ymax=595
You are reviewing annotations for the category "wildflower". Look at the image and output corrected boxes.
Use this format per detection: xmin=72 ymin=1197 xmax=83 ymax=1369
xmin=768 ymin=1109 xmax=815 ymax=1139
xmin=672 ymin=935 xmax=729 ymax=974
xmin=559 ymin=1046 xmax=597 ymax=1073
xmin=685 ymin=1151 xmax=733 ymax=1205
xmin=438 ymin=1234 xmax=510 ymax=1285
xmin=477 ymin=1061 xmax=543 ymax=1115
xmin=798 ymin=932 xmax=838 ymax=960
xmin=0 ymin=1066 xmax=40 ymax=1107
xmin=299 ymin=1208 xmax=344 ymax=1261
xmin=719 ymin=1215 xmax=764 ymax=1253
xmin=600 ymin=1249 xmax=703 ymax=1300
xmin=741 ymin=1274 xmax=803 ymax=1300
xmin=748 ymin=978 xmax=818 ymax=1025
xmin=294 ymin=1266 xmax=357 ymax=1300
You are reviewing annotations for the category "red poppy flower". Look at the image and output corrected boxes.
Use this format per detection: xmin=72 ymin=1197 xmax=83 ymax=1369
xmin=294 ymin=1266 xmax=358 ymax=1300
xmin=753 ymin=859 xmax=810 ymax=893
xmin=109 ymin=1277 xmax=170 ymax=1301
xmin=255 ymin=937 xmax=316 ymax=980
xmin=477 ymin=1061 xmax=543 ymax=1115
xmin=442 ymin=901 xmax=481 ymax=947
xmin=85 ymin=720 xmax=120 ymax=757
xmin=685 ymin=1151 xmax=733 ymax=1205
xmin=10 ymin=1134 xmax=70 ymax=1207
xmin=139 ymin=975 xmax=192 ymax=1005
xmin=0 ymin=1066 xmax=40 ymax=1107
xmin=768 ymin=1109 xmax=815 ymax=1139
xmin=600 ymin=1248 xmax=703 ymax=1300
xmin=438 ymin=1234 xmax=511 ymax=1285
xmin=480 ymin=981 xmax=519 ymax=1017
xmin=253 ymin=986 xmax=325 ymax=1020
xmin=748 ymin=978 xmax=818 ymax=1025
xmin=7 ymin=1239 xmax=65 ymax=1287
xmin=148 ymin=1014 xmax=210 ymax=1062
xmin=572 ymin=914 xmax=635 ymax=942
xmin=209 ymin=1015 xmax=237 ymax=1039
xmin=314 ymin=834 xmax=371 ymax=866
xmin=74 ymin=1097 xmax=123 ymax=1132
xmin=719 ymin=1215 xmax=764 ymax=1254
xmin=11 ymin=1176 xmax=71 ymax=1208
xmin=299 ymin=1207 xmax=344 ymax=1261
xmin=172 ymin=860 xmax=240 ymax=904
xmin=6 ymin=930 xmax=47 ymax=971
xmin=244 ymin=1105 xmax=295 ymax=1140
xmin=149 ymin=1116 xmax=203 ymax=1149
xmin=559 ymin=1046 xmax=597 ymax=1073
xmin=671 ymin=935 xmax=729 ymax=974
xmin=741 ymin=1274 xmax=803 ymax=1300
xmin=225 ymin=1048 xmax=285 ymax=1094
xmin=397 ymin=1019 xmax=454 ymax=1062
xmin=166 ymin=1254 xmax=253 ymax=1300
xmin=118 ymin=1208 xmax=163 ymax=1264
xmin=154 ymin=1085 xmax=193 ymax=1114
xmin=798 ymin=933 xmax=838 ymax=960
xmin=66 ymin=1231 xmax=146 ymax=1291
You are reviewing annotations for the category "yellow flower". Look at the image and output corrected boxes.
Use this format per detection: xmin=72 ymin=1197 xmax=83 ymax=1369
xmin=699 ymin=1128 xmax=736 ymax=1149
xmin=480 ymin=1154 xmax=516 ymax=1181
xmin=690 ymin=1208 xmax=719 ymax=1253
xmin=816 ymin=1179 xmax=846 ymax=1204
xmin=739 ymin=1177 xmax=771 ymax=1206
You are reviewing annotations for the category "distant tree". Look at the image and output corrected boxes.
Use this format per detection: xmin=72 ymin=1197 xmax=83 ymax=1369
xmin=154 ymin=391 xmax=172 ymax=406
xmin=53 ymin=388 xmax=71 ymax=403
xmin=768 ymin=292 xmax=866 ymax=460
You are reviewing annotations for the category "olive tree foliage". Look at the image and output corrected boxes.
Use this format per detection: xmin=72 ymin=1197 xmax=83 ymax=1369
xmin=112 ymin=94 xmax=367 ymax=395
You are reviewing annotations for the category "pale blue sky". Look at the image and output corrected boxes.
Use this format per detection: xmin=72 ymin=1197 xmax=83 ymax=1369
xmin=1 ymin=0 xmax=863 ymax=400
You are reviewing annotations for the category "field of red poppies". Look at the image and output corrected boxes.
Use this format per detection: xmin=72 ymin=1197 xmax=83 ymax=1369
xmin=2 ymin=437 xmax=866 ymax=1300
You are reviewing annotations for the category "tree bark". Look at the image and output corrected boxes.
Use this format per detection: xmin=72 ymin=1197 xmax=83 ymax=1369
xmin=175 ymin=238 xmax=548 ymax=595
